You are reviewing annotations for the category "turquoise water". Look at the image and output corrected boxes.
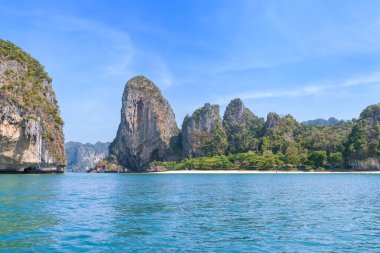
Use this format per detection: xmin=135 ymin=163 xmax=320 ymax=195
xmin=1 ymin=174 xmax=380 ymax=252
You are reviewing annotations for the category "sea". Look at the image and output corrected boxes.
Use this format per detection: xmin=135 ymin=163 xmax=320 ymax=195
xmin=1 ymin=173 xmax=380 ymax=252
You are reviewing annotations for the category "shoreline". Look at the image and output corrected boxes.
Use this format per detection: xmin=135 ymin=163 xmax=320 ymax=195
xmin=151 ymin=170 xmax=380 ymax=174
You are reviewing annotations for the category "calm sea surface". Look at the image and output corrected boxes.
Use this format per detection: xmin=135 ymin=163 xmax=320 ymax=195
xmin=1 ymin=173 xmax=380 ymax=252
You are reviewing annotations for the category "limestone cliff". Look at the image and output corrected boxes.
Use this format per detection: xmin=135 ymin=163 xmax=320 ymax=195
xmin=223 ymin=98 xmax=265 ymax=153
xmin=182 ymin=103 xmax=227 ymax=158
xmin=108 ymin=76 xmax=179 ymax=171
xmin=262 ymin=112 xmax=301 ymax=154
xmin=65 ymin=142 xmax=110 ymax=172
xmin=0 ymin=39 xmax=66 ymax=173
xmin=346 ymin=103 xmax=380 ymax=170
xmin=264 ymin=112 xmax=299 ymax=140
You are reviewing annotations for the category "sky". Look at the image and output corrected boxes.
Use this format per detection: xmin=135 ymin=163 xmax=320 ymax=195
xmin=1 ymin=0 xmax=379 ymax=143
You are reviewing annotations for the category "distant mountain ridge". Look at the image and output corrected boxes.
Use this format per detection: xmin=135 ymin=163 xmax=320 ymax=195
xmin=65 ymin=142 xmax=110 ymax=172
xmin=303 ymin=117 xmax=340 ymax=126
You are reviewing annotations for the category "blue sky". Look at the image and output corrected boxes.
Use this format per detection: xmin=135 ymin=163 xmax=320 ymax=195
xmin=1 ymin=0 xmax=379 ymax=143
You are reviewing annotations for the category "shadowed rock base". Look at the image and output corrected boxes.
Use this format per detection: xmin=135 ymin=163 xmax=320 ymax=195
xmin=0 ymin=166 xmax=64 ymax=174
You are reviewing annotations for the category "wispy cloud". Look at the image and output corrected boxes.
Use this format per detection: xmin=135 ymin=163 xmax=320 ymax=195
xmin=154 ymin=57 xmax=173 ymax=88
xmin=105 ymin=51 xmax=134 ymax=76
xmin=51 ymin=15 xmax=136 ymax=77
xmin=50 ymin=14 xmax=173 ymax=88
xmin=53 ymin=15 xmax=131 ymax=39
xmin=209 ymin=57 xmax=294 ymax=75
xmin=264 ymin=2 xmax=380 ymax=55
xmin=214 ymin=71 xmax=380 ymax=105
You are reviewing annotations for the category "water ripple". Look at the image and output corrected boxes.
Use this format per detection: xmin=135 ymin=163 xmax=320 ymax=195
xmin=0 ymin=174 xmax=380 ymax=252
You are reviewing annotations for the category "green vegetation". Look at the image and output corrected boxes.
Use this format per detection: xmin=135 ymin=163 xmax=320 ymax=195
xmin=297 ymin=121 xmax=353 ymax=154
xmin=204 ymin=126 xmax=228 ymax=156
xmin=127 ymin=75 xmax=162 ymax=96
xmin=307 ymin=151 xmax=327 ymax=168
xmin=0 ymin=39 xmax=66 ymax=164
xmin=328 ymin=152 xmax=343 ymax=167
xmin=187 ymin=126 xmax=228 ymax=157
xmin=346 ymin=103 xmax=380 ymax=160
xmin=0 ymin=40 xmax=51 ymax=82
xmin=152 ymin=149 xmax=345 ymax=171
xmin=182 ymin=103 xmax=228 ymax=157
xmin=223 ymin=98 xmax=265 ymax=154
xmin=261 ymin=113 xmax=300 ymax=154
xmin=152 ymin=102 xmax=380 ymax=171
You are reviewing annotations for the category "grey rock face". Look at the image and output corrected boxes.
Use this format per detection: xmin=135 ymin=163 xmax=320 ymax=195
xmin=224 ymin=99 xmax=246 ymax=122
xmin=349 ymin=157 xmax=380 ymax=170
xmin=265 ymin=112 xmax=282 ymax=134
xmin=264 ymin=112 xmax=299 ymax=139
xmin=65 ymin=142 xmax=110 ymax=172
xmin=182 ymin=103 xmax=227 ymax=158
xmin=0 ymin=59 xmax=26 ymax=86
xmin=108 ymin=76 xmax=179 ymax=171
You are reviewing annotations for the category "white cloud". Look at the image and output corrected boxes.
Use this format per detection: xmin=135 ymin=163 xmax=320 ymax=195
xmin=215 ymin=71 xmax=380 ymax=105
xmin=210 ymin=58 xmax=291 ymax=75
xmin=50 ymin=14 xmax=174 ymax=88
xmin=50 ymin=15 xmax=136 ymax=77
xmin=264 ymin=2 xmax=380 ymax=55
xmin=52 ymin=15 xmax=131 ymax=40
xmin=343 ymin=72 xmax=380 ymax=87
xmin=105 ymin=51 xmax=134 ymax=76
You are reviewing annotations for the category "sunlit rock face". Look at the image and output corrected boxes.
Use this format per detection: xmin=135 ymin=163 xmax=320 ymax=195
xmin=108 ymin=76 xmax=180 ymax=171
xmin=0 ymin=39 xmax=66 ymax=173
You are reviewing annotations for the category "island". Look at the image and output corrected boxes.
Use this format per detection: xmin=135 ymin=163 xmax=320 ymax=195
xmin=94 ymin=76 xmax=380 ymax=173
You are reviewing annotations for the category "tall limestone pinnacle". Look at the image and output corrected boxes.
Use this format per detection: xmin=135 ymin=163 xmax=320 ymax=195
xmin=108 ymin=75 xmax=180 ymax=171
xmin=0 ymin=39 xmax=66 ymax=173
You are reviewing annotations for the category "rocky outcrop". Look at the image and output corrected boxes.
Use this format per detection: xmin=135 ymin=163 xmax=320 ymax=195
xmin=65 ymin=142 xmax=110 ymax=172
xmin=108 ymin=76 xmax=180 ymax=171
xmin=346 ymin=103 xmax=380 ymax=170
xmin=261 ymin=112 xmax=301 ymax=154
xmin=0 ymin=40 xmax=66 ymax=173
xmin=223 ymin=98 xmax=264 ymax=153
xmin=91 ymin=159 xmax=126 ymax=173
xmin=182 ymin=103 xmax=227 ymax=158
xmin=349 ymin=157 xmax=380 ymax=170
xmin=264 ymin=112 xmax=299 ymax=140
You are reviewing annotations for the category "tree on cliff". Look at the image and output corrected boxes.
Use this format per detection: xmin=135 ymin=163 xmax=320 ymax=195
xmin=346 ymin=103 xmax=380 ymax=163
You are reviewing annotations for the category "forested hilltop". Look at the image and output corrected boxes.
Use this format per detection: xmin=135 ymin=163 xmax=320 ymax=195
xmin=152 ymin=100 xmax=380 ymax=171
